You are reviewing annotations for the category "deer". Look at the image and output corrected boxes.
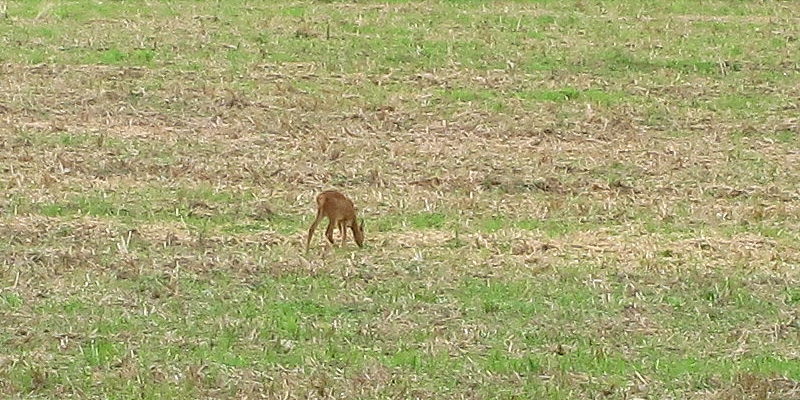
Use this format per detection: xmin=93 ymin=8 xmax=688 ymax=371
xmin=306 ymin=190 xmax=364 ymax=251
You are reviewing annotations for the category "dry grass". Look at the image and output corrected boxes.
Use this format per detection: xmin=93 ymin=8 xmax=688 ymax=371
xmin=1 ymin=0 xmax=799 ymax=399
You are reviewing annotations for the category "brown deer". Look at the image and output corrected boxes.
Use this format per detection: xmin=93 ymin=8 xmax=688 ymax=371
xmin=306 ymin=190 xmax=364 ymax=251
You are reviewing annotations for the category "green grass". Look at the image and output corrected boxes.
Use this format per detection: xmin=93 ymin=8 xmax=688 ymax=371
xmin=1 ymin=0 xmax=799 ymax=398
xmin=8 ymin=262 xmax=796 ymax=397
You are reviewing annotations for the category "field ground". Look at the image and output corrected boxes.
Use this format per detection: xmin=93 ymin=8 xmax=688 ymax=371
xmin=1 ymin=0 xmax=799 ymax=398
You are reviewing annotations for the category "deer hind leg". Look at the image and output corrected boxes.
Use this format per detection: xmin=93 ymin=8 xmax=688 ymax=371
xmin=339 ymin=220 xmax=348 ymax=245
xmin=306 ymin=211 xmax=325 ymax=251
xmin=325 ymin=219 xmax=336 ymax=244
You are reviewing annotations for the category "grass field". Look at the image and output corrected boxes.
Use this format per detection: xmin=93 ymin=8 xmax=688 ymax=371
xmin=1 ymin=0 xmax=799 ymax=398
